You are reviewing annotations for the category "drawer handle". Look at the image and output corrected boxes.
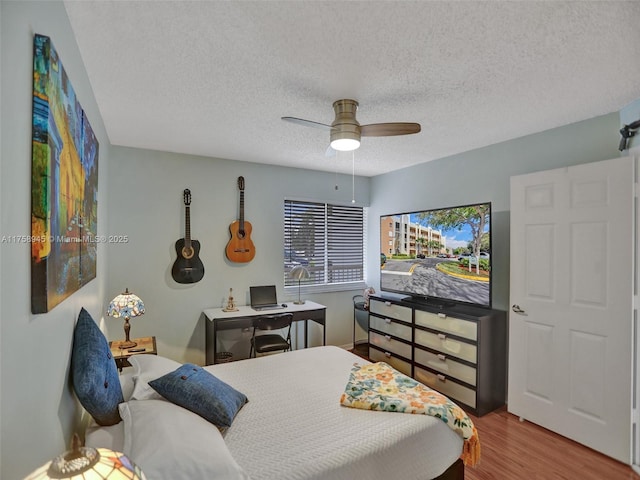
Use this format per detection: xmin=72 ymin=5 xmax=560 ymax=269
xmin=437 ymin=313 xmax=446 ymax=319
xmin=438 ymin=333 xmax=446 ymax=340
xmin=384 ymin=351 xmax=392 ymax=358
xmin=437 ymin=374 xmax=446 ymax=382
xmin=385 ymin=301 xmax=391 ymax=306
xmin=437 ymin=354 xmax=446 ymax=361
xmin=384 ymin=318 xmax=392 ymax=324
xmin=384 ymin=335 xmax=391 ymax=341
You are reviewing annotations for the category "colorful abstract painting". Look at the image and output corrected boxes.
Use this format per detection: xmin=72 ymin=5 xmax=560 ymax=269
xmin=31 ymin=34 xmax=99 ymax=314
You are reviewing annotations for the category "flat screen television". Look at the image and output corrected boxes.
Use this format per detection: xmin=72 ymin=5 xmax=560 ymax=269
xmin=379 ymin=202 xmax=491 ymax=308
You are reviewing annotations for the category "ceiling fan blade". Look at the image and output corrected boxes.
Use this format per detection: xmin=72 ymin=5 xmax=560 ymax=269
xmin=281 ymin=117 xmax=334 ymax=131
xmin=360 ymin=122 xmax=421 ymax=137
xmin=325 ymin=145 xmax=336 ymax=157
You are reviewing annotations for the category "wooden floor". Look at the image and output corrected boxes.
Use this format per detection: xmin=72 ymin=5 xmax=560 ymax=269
xmin=348 ymin=346 xmax=638 ymax=479
xmin=466 ymin=408 xmax=639 ymax=480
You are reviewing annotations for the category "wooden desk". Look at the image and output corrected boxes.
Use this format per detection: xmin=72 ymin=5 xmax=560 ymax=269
xmin=109 ymin=336 xmax=157 ymax=371
xmin=203 ymin=301 xmax=326 ymax=365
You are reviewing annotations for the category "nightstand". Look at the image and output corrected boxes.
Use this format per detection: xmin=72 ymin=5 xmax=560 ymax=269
xmin=109 ymin=336 xmax=157 ymax=371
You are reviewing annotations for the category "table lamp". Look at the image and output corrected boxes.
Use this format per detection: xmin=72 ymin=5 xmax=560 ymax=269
xmin=289 ymin=265 xmax=310 ymax=305
xmin=107 ymin=288 xmax=145 ymax=349
xmin=24 ymin=434 xmax=146 ymax=479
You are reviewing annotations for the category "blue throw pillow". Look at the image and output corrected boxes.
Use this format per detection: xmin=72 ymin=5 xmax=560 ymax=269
xmin=71 ymin=308 xmax=123 ymax=425
xmin=149 ymin=364 xmax=248 ymax=429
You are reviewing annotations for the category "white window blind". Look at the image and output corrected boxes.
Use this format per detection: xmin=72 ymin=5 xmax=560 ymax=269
xmin=284 ymin=200 xmax=364 ymax=287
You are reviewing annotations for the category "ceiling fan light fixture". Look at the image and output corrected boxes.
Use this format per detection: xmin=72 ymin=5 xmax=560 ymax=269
xmin=331 ymin=137 xmax=360 ymax=151
xmin=283 ymin=98 xmax=420 ymax=154
xmin=330 ymin=122 xmax=361 ymax=151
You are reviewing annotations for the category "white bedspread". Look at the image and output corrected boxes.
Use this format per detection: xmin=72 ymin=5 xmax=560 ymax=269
xmin=207 ymin=346 xmax=462 ymax=480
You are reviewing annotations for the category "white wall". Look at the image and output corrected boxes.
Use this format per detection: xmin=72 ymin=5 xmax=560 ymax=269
xmin=103 ymin=147 xmax=370 ymax=364
xmin=369 ymin=113 xmax=622 ymax=311
xmin=0 ymin=2 xmax=111 ymax=479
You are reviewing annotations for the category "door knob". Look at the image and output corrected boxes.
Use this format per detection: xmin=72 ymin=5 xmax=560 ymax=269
xmin=512 ymin=304 xmax=526 ymax=314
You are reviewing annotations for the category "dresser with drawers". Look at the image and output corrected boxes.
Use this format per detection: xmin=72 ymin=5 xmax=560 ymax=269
xmin=368 ymin=295 xmax=507 ymax=416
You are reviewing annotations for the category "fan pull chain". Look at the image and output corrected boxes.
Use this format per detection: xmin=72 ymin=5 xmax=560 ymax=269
xmin=334 ymin=151 xmax=342 ymax=190
xmin=351 ymin=150 xmax=355 ymax=203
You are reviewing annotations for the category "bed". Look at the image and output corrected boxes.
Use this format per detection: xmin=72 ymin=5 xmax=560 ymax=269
xmin=74 ymin=311 xmax=467 ymax=479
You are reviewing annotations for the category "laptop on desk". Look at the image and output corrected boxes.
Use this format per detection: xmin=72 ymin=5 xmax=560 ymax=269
xmin=250 ymin=285 xmax=285 ymax=311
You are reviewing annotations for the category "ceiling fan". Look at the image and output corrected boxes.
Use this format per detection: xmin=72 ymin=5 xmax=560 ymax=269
xmin=282 ymin=99 xmax=421 ymax=153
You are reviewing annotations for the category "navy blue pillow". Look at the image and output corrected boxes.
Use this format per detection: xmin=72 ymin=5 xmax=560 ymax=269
xmin=71 ymin=308 xmax=123 ymax=425
xmin=149 ymin=364 xmax=248 ymax=429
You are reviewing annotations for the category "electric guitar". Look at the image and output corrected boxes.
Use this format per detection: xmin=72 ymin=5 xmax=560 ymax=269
xmin=171 ymin=189 xmax=205 ymax=283
xmin=225 ymin=176 xmax=256 ymax=262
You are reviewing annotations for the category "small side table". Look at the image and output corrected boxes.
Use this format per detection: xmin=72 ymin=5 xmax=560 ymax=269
xmin=109 ymin=336 xmax=157 ymax=371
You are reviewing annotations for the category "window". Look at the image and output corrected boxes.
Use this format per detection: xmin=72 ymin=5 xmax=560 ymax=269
xmin=284 ymin=199 xmax=365 ymax=289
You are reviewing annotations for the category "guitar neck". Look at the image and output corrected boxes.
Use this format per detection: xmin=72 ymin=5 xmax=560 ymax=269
xmin=239 ymin=190 xmax=245 ymax=231
xmin=185 ymin=205 xmax=192 ymax=248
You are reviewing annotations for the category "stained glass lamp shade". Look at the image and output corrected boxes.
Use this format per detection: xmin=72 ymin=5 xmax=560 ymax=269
xmin=107 ymin=288 xmax=145 ymax=349
xmin=24 ymin=434 xmax=146 ymax=479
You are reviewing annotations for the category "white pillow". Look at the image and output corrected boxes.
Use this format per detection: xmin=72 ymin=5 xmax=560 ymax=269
xmin=129 ymin=355 xmax=181 ymax=401
xmin=119 ymin=372 xmax=135 ymax=401
xmin=118 ymin=400 xmax=249 ymax=480
xmin=85 ymin=419 xmax=125 ymax=451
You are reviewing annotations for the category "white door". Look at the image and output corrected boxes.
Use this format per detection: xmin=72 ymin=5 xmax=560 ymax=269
xmin=508 ymin=156 xmax=635 ymax=463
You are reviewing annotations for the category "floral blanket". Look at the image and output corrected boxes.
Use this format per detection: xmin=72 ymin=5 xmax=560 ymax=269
xmin=339 ymin=362 xmax=480 ymax=467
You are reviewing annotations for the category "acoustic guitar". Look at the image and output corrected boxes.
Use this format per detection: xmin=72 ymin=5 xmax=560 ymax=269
xmin=171 ymin=189 xmax=205 ymax=283
xmin=225 ymin=176 xmax=256 ymax=262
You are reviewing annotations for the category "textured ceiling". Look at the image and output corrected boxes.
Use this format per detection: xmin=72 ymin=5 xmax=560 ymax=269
xmin=63 ymin=1 xmax=640 ymax=177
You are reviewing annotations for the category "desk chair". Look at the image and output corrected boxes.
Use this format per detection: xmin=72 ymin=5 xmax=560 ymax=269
xmin=249 ymin=313 xmax=294 ymax=358
xmin=352 ymin=295 xmax=368 ymax=355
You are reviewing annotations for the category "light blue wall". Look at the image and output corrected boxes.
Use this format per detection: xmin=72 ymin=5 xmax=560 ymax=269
xmin=1 ymin=1 xmax=637 ymax=479
xmin=0 ymin=2 xmax=112 ymax=479
xmin=369 ymin=113 xmax=621 ymax=311
xmin=103 ymin=147 xmax=370 ymax=364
